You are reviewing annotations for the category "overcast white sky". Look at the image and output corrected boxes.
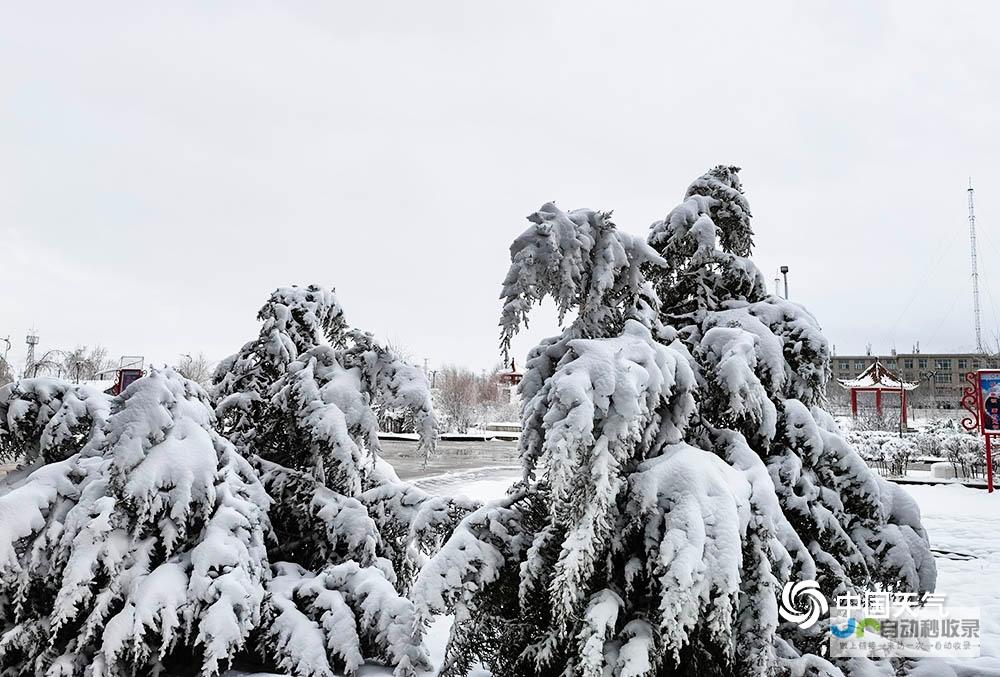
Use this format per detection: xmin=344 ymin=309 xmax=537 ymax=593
xmin=2 ymin=1 xmax=999 ymax=375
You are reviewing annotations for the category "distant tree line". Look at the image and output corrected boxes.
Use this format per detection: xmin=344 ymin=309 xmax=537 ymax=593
xmin=1 ymin=344 xmax=214 ymax=388
xmin=433 ymin=364 xmax=519 ymax=433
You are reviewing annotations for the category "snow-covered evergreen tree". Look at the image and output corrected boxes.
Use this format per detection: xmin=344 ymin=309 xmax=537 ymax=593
xmin=0 ymin=377 xmax=112 ymax=465
xmin=0 ymin=368 xmax=269 ymax=676
xmin=213 ymin=285 xmax=435 ymax=459
xmin=415 ymin=168 xmax=936 ymax=676
xmin=211 ymin=285 xmax=468 ymax=676
xmin=0 ymin=285 xmax=459 ymax=677
xmin=213 ymin=285 xmax=349 ymax=456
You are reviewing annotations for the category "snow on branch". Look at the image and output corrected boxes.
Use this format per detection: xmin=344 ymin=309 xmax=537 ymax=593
xmin=683 ymin=164 xmax=754 ymax=257
xmin=339 ymin=329 xmax=438 ymax=457
xmin=213 ymin=285 xmax=348 ymax=454
xmin=0 ymin=377 xmax=111 ymax=465
xmin=647 ymin=167 xmax=768 ymax=320
xmin=360 ymin=480 xmax=477 ymax=594
xmin=264 ymin=561 xmax=430 ymax=677
xmin=213 ymin=285 xmax=438 ymax=464
xmin=499 ymin=203 xmax=665 ymax=357
xmin=266 ymin=347 xmax=375 ymax=494
xmin=0 ymin=368 xmax=270 ymax=676
xmin=256 ymin=456 xmax=475 ymax=595
xmin=623 ymin=441 xmax=750 ymax=666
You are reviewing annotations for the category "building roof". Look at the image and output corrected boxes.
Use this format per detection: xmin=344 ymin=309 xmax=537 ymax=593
xmin=834 ymin=352 xmax=992 ymax=359
xmin=838 ymin=359 xmax=918 ymax=391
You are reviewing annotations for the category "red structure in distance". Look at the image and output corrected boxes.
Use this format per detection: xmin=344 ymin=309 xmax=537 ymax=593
xmin=838 ymin=359 xmax=918 ymax=424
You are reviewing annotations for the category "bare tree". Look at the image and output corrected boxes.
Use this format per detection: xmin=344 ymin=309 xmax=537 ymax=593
xmin=175 ymin=353 xmax=214 ymax=386
xmin=434 ymin=365 xmax=480 ymax=433
xmin=61 ymin=345 xmax=114 ymax=382
xmin=383 ymin=336 xmax=415 ymax=364
xmin=31 ymin=349 xmax=67 ymax=378
xmin=477 ymin=364 xmax=507 ymax=405
xmin=431 ymin=363 xmax=523 ymax=432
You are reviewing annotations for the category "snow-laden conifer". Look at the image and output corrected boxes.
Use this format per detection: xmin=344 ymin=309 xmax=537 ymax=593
xmin=498 ymin=202 xmax=665 ymax=356
xmin=0 ymin=368 xmax=269 ymax=676
xmin=213 ymin=285 xmax=435 ymax=459
xmin=0 ymin=282 xmax=455 ymax=677
xmin=416 ymin=167 xmax=936 ymax=677
xmin=212 ymin=285 xmax=467 ymax=676
xmin=213 ymin=285 xmax=348 ymax=455
xmin=0 ymin=377 xmax=112 ymax=465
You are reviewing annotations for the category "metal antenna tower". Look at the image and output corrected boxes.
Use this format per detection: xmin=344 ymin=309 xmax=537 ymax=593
xmin=25 ymin=332 xmax=39 ymax=377
xmin=968 ymin=178 xmax=984 ymax=353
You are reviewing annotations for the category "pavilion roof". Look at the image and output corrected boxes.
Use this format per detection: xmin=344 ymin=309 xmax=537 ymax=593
xmin=837 ymin=359 xmax=919 ymax=391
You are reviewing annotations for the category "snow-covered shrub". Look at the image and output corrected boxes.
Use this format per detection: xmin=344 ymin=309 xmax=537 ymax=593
xmin=923 ymin=417 xmax=959 ymax=435
xmin=418 ymin=167 xmax=936 ymax=677
xmin=940 ymin=433 xmax=980 ymax=478
xmin=0 ymin=368 xmax=269 ymax=676
xmin=843 ymin=431 xmax=885 ymax=472
xmin=882 ymin=436 xmax=916 ymax=476
xmin=0 ymin=377 xmax=111 ymax=465
xmin=914 ymin=430 xmax=943 ymax=459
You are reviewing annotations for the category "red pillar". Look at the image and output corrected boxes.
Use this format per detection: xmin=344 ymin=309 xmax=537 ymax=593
xmin=851 ymin=389 xmax=858 ymax=416
xmin=987 ymin=435 xmax=994 ymax=493
xmin=876 ymin=389 xmax=883 ymax=416
xmin=901 ymin=388 xmax=908 ymax=427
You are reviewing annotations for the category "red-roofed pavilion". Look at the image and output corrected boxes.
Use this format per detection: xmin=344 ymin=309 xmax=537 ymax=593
xmin=838 ymin=359 xmax=919 ymax=422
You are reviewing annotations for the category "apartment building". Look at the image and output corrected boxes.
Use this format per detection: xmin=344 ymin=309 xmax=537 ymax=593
xmin=830 ymin=351 xmax=1000 ymax=408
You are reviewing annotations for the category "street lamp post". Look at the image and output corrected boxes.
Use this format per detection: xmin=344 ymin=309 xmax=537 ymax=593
xmin=780 ymin=265 xmax=789 ymax=299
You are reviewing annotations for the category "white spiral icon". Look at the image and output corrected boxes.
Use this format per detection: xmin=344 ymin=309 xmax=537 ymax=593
xmin=778 ymin=580 xmax=829 ymax=628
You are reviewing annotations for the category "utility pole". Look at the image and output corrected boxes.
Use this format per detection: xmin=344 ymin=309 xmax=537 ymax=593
xmin=969 ymin=179 xmax=985 ymax=353
xmin=780 ymin=265 xmax=789 ymax=299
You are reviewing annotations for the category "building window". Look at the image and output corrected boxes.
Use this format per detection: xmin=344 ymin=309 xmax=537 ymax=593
xmin=935 ymin=359 xmax=951 ymax=370
xmin=974 ymin=360 xmax=981 ymax=369
xmin=839 ymin=361 xmax=849 ymax=370
xmin=958 ymin=359 xmax=968 ymax=370
xmin=855 ymin=360 xmax=865 ymax=371
xmin=904 ymin=358 xmax=913 ymax=369
xmin=934 ymin=373 xmax=953 ymax=384
xmin=919 ymin=358 xmax=928 ymax=369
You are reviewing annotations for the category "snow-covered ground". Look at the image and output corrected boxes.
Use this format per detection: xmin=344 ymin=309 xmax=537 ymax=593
xmin=410 ymin=465 xmax=520 ymax=499
xmin=904 ymin=484 xmax=1000 ymax=674
xmin=231 ymin=472 xmax=1000 ymax=677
